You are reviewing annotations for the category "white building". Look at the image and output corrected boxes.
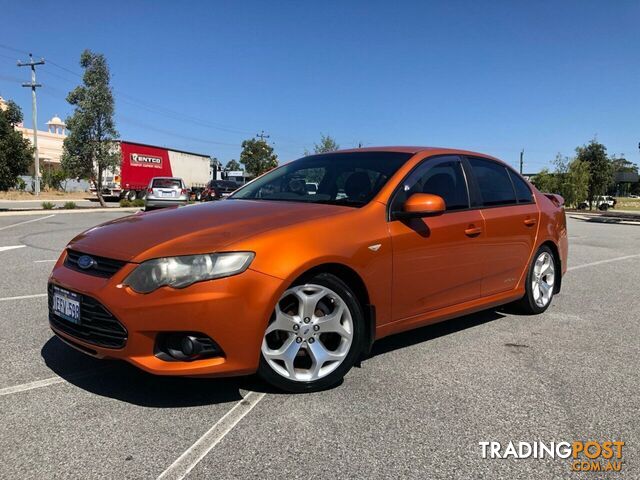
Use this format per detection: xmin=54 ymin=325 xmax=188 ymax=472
xmin=0 ymin=96 xmax=67 ymax=175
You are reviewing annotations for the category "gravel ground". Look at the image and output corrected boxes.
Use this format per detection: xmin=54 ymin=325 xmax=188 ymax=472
xmin=0 ymin=212 xmax=638 ymax=479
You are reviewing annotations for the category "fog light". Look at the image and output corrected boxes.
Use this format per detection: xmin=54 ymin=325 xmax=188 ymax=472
xmin=154 ymin=332 xmax=223 ymax=362
xmin=181 ymin=335 xmax=203 ymax=356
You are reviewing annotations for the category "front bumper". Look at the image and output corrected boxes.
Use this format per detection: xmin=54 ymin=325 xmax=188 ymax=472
xmin=48 ymin=254 xmax=283 ymax=377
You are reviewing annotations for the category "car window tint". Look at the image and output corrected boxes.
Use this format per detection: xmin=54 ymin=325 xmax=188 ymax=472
xmin=468 ymin=158 xmax=516 ymax=206
xmin=395 ymin=158 xmax=469 ymax=211
xmin=508 ymin=170 xmax=533 ymax=203
xmin=152 ymin=178 xmax=182 ymax=188
xmin=231 ymin=152 xmax=411 ymax=207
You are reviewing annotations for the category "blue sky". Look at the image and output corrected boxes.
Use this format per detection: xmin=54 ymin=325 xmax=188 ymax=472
xmin=1 ymin=0 xmax=639 ymax=171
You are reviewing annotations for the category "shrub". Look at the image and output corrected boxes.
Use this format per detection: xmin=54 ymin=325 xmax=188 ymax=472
xmin=15 ymin=177 xmax=26 ymax=191
xmin=132 ymin=199 xmax=145 ymax=207
xmin=41 ymin=201 xmax=55 ymax=210
xmin=63 ymin=201 xmax=76 ymax=209
xmin=119 ymin=199 xmax=131 ymax=207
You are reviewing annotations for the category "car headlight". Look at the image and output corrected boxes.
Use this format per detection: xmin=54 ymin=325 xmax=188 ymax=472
xmin=123 ymin=252 xmax=255 ymax=294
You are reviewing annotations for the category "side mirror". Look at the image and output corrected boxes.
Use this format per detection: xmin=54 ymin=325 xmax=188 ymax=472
xmin=394 ymin=193 xmax=446 ymax=219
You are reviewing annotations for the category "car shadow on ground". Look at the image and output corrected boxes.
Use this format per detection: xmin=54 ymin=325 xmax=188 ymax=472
xmin=369 ymin=307 xmax=509 ymax=358
xmin=42 ymin=306 xmax=517 ymax=403
xmin=41 ymin=336 xmax=253 ymax=407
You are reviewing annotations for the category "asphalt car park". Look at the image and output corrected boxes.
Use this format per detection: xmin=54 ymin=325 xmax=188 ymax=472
xmin=0 ymin=211 xmax=638 ymax=479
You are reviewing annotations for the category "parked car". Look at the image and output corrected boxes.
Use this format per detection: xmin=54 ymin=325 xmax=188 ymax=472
xmin=201 ymin=180 xmax=239 ymax=201
xmin=48 ymin=147 xmax=568 ymax=393
xmin=577 ymin=195 xmax=616 ymax=211
xmin=144 ymin=177 xmax=189 ymax=210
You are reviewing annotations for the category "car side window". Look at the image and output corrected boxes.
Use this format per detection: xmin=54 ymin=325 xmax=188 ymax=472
xmin=508 ymin=170 xmax=534 ymax=203
xmin=468 ymin=157 xmax=516 ymax=206
xmin=393 ymin=156 xmax=469 ymax=211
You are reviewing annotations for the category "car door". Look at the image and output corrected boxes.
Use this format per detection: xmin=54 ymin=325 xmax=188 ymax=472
xmin=464 ymin=156 xmax=539 ymax=296
xmin=388 ymin=155 xmax=485 ymax=321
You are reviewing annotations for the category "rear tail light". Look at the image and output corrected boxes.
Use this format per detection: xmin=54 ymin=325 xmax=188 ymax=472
xmin=147 ymin=188 xmax=153 ymax=193
xmin=181 ymin=188 xmax=188 ymax=195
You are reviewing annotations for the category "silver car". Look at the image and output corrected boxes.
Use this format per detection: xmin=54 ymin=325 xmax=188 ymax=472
xmin=144 ymin=177 xmax=189 ymax=210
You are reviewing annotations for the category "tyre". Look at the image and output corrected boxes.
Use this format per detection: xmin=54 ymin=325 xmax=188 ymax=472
xmin=599 ymin=203 xmax=609 ymax=211
xmin=258 ymin=273 xmax=365 ymax=393
xmin=137 ymin=190 xmax=146 ymax=200
xmin=195 ymin=191 xmax=202 ymax=201
xmin=127 ymin=190 xmax=137 ymax=201
xmin=516 ymin=245 xmax=556 ymax=314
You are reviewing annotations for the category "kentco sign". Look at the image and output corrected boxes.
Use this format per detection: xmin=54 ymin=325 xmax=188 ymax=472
xmin=130 ymin=153 xmax=163 ymax=168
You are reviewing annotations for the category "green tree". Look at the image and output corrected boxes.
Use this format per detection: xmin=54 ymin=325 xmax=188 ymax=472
xmin=239 ymin=138 xmax=278 ymax=177
xmin=610 ymin=156 xmax=639 ymax=196
xmin=0 ymin=100 xmax=33 ymax=191
xmin=62 ymin=50 xmax=119 ymax=207
xmin=40 ymin=164 xmax=68 ymax=191
xmin=225 ymin=159 xmax=242 ymax=171
xmin=575 ymin=140 xmax=613 ymax=210
xmin=530 ymin=168 xmax=558 ymax=194
xmin=305 ymin=134 xmax=340 ymax=156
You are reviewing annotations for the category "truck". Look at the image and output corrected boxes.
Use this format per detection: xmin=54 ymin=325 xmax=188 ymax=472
xmin=96 ymin=141 xmax=212 ymax=201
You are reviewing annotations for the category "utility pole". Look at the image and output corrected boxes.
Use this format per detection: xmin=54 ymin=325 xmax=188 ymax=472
xmin=519 ymin=149 xmax=524 ymax=175
xmin=256 ymin=130 xmax=270 ymax=142
xmin=17 ymin=53 xmax=45 ymax=196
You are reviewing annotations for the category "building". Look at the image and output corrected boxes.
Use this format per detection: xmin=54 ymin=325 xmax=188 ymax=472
xmin=0 ymin=95 xmax=67 ymax=175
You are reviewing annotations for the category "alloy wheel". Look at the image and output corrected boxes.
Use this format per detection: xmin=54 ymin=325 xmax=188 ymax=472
xmin=261 ymin=284 xmax=354 ymax=382
xmin=532 ymin=251 xmax=555 ymax=308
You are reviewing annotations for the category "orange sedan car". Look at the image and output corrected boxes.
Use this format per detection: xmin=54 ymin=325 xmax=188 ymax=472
xmin=48 ymin=147 xmax=568 ymax=392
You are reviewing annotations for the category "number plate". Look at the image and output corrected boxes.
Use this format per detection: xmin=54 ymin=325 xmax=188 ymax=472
xmin=161 ymin=191 xmax=175 ymax=197
xmin=52 ymin=286 xmax=81 ymax=324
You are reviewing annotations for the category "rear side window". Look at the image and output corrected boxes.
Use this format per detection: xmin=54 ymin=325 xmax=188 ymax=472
xmin=393 ymin=156 xmax=469 ymax=211
xmin=468 ymin=157 xmax=516 ymax=206
xmin=508 ymin=170 xmax=534 ymax=203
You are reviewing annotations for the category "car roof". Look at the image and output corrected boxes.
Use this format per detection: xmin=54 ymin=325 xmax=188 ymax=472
xmin=315 ymin=146 xmax=506 ymax=168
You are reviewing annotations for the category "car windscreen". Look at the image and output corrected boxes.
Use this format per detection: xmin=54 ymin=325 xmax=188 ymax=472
xmin=152 ymin=178 xmax=182 ymax=188
xmin=229 ymin=152 xmax=412 ymax=207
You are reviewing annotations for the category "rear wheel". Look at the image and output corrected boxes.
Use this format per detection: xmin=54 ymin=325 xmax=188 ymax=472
xmin=258 ymin=273 xmax=365 ymax=393
xmin=127 ymin=190 xmax=137 ymax=201
xmin=516 ymin=245 xmax=556 ymax=314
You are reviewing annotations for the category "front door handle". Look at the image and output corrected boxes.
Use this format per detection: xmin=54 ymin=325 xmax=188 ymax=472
xmin=464 ymin=226 xmax=482 ymax=237
xmin=524 ymin=218 xmax=537 ymax=227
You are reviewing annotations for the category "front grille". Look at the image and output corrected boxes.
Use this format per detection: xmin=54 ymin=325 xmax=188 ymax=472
xmin=48 ymin=284 xmax=128 ymax=349
xmin=64 ymin=249 xmax=127 ymax=278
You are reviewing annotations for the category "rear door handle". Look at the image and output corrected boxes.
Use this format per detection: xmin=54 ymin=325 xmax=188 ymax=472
xmin=524 ymin=218 xmax=537 ymax=227
xmin=464 ymin=226 xmax=482 ymax=237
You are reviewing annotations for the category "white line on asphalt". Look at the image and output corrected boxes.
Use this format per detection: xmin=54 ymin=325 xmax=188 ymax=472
xmin=0 ymin=245 xmax=26 ymax=252
xmin=34 ymin=259 xmax=57 ymax=263
xmin=567 ymin=253 xmax=640 ymax=272
xmin=0 ymin=367 xmax=113 ymax=397
xmin=0 ymin=214 xmax=54 ymax=231
xmin=157 ymin=391 xmax=267 ymax=480
xmin=0 ymin=376 xmax=66 ymax=396
xmin=0 ymin=293 xmax=47 ymax=302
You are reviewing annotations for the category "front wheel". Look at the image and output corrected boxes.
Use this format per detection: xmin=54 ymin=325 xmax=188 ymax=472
xmin=258 ymin=273 xmax=365 ymax=393
xmin=516 ymin=246 xmax=556 ymax=314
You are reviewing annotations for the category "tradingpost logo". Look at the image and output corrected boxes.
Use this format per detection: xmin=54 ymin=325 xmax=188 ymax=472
xmin=479 ymin=441 xmax=625 ymax=473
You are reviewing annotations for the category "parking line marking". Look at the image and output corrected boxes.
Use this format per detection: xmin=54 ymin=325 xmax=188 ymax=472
xmin=0 ymin=367 xmax=112 ymax=397
xmin=0 ymin=293 xmax=47 ymax=302
xmin=34 ymin=259 xmax=57 ymax=263
xmin=0 ymin=214 xmax=55 ymax=231
xmin=567 ymin=253 xmax=640 ymax=272
xmin=157 ymin=391 xmax=266 ymax=480
xmin=0 ymin=376 xmax=65 ymax=396
xmin=0 ymin=245 xmax=26 ymax=252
